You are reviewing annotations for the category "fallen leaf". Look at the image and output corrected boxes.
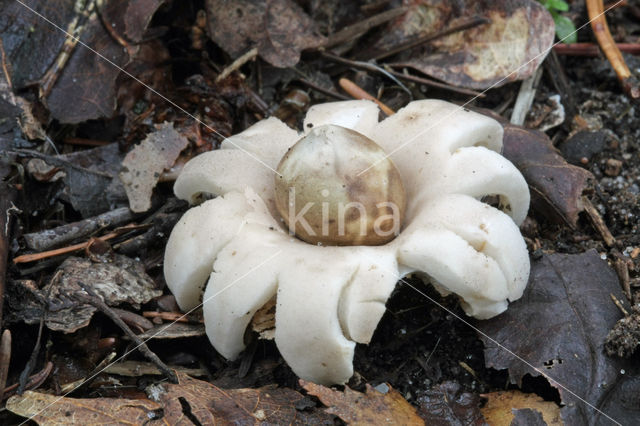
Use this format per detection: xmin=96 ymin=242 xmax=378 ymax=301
xmin=301 ymin=379 xmax=423 ymax=425
xmin=7 ymin=255 xmax=161 ymax=333
xmin=6 ymin=390 xmax=163 ymax=425
xmin=150 ymin=372 xmax=332 ymax=425
xmin=377 ymin=0 xmax=554 ymax=89
xmin=478 ymin=250 xmax=640 ymax=425
xmin=119 ymin=122 xmax=188 ymax=213
xmin=502 ymin=124 xmax=593 ymax=227
xmin=137 ymin=323 xmax=206 ymax=340
xmin=0 ymin=0 xmax=164 ymax=123
xmin=480 ymin=390 xmax=561 ymax=425
xmin=415 ymin=381 xmax=486 ymax=425
xmin=205 ymin=0 xmax=325 ymax=68
xmin=17 ymin=143 xmax=127 ymax=217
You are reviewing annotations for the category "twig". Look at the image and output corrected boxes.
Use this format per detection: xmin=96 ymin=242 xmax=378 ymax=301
xmin=510 ymin=67 xmax=543 ymax=125
xmin=62 ymin=137 xmax=111 ymax=147
xmin=610 ymin=293 xmax=629 ymax=316
xmin=24 ymin=206 xmax=135 ymax=251
xmin=13 ymin=223 xmax=142 ymax=264
xmin=74 ymin=288 xmax=178 ymax=384
xmin=2 ymin=362 xmax=53 ymax=401
xmin=360 ymin=16 xmax=490 ymax=61
xmin=0 ymin=182 xmax=16 ymax=327
xmin=0 ymin=330 xmax=11 ymax=401
xmin=544 ymin=50 xmax=576 ymax=119
xmin=338 ymin=77 xmax=395 ymax=115
xmin=321 ymin=51 xmax=411 ymax=96
xmin=323 ymin=7 xmax=408 ymax=48
xmin=216 ymin=47 xmax=258 ymax=83
xmin=553 ymin=43 xmax=640 ymax=56
xmin=586 ymin=0 xmax=640 ymax=99
xmin=19 ymin=310 xmax=46 ymax=394
xmin=613 ymin=255 xmax=632 ymax=301
xmin=386 ymin=69 xmax=485 ymax=98
xmin=582 ymin=196 xmax=616 ymax=247
xmin=142 ymin=311 xmax=197 ymax=323
xmin=296 ymin=78 xmax=350 ymax=100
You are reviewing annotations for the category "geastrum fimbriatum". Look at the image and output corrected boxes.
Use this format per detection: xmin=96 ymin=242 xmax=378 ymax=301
xmin=164 ymin=100 xmax=531 ymax=385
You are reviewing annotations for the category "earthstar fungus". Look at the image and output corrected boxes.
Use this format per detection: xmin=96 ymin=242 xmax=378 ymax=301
xmin=164 ymin=100 xmax=531 ymax=385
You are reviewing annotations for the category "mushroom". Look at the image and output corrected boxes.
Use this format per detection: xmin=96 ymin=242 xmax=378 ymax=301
xmin=275 ymin=124 xmax=406 ymax=245
xmin=164 ymin=99 xmax=530 ymax=385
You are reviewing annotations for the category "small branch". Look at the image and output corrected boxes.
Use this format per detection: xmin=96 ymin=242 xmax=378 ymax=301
xmin=322 ymin=7 xmax=407 ymax=49
xmin=14 ymin=223 xmax=143 ymax=264
xmin=582 ymin=196 xmax=616 ymax=247
xmin=510 ymin=67 xmax=543 ymax=125
xmin=386 ymin=69 xmax=485 ymax=98
xmin=74 ymin=288 xmax=178 ymax=384
xmin=586 ymin=0 xmax=640 ymax=99
xmin=216 ymin=47 xmax=258 ymax=83
xmin=553 ymin=42 xmax=640 ymax=56
xmin=0 ymin=330 xmax=11 ymax=401
xmin=296 ymin=78 xmax=350 ymax=100
xmin=24 ymin=207 xmax=135 ymax=251
xmin=2 ymin=362 xmax=53 ymax=401
xmin=360 ymin=16 xmax=490 ymax=61
xmin=338 ymin=77 xmax=395 ymax=116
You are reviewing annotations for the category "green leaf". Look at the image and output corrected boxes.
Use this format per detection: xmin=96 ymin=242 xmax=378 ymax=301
xmin=548 ymin=0 xmax=569 ymax=12
xmin=554 ymin=15 xmax=577 ymax=44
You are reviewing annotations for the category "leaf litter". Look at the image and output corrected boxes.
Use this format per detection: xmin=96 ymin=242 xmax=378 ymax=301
xmin=1 ymin=0 xmax=639 ymax=424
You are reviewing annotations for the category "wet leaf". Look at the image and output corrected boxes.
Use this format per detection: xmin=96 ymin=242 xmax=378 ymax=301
xmin=415 ymin=381 xmax=486 ymax=425
xmin=119 ymin=122 xmax=189 ymax=213
xmin=301 ymin=379 xmax=423 ymax=424
xmin=478 ymin=250 xmax=640 ymax=425
xmin=17 ymin=142 xmax=127 ymax=218
xmin=480 ymin=390 xmax=561 ymax=425
xmin=502 ymin=124 xmax=593 ymax=227
xmin=6 ymin=391 xmax=163 ymax=425
xmin=8 ymin=255 xmax=161 ymax=333
xmin=379 ymin=0 xmax=554 ymax=89
xmin=205 ymin=0 xmax=325 ymax=68
xmin=0 ymin=0 xmax=164 ymax=123
xmin=150 ymin=372 xmax=332 ymax=424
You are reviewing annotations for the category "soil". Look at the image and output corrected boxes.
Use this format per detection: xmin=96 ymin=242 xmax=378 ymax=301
xmin=1 ymin=0 xmax=639 ymax=424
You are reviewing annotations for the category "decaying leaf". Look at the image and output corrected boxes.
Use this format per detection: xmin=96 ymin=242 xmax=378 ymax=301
xmin=18 ymin=144 xmax=127 ymax=217
xmin=6 ymin=390 xmax=163 ymax=425
xmin=415 ymin=381 xmax=486 ymax=425
xmin=478 ymin=250 xmax=640 ymax=425
xmin=137 ymin=323 xmax=206 ymax=340
xmin=378 ymin=0 xmax=554 ymax=89
xmin=0 ymin=0 xmax=165 ymax=123
xmin=149 ymin=372 xmax=333 ymax=424
xmin=119 ymin=122 xmax=189 ymax=213
xmin=480 ymin=390 xmax=561 ymax=426
xmin=502 ymin=124 xmax=593 ymax=227
xmin=301 ymin=379 xmax=423 ymax=425
xmin=205 ymin=0 xmax=325 ymax=68
xmin=7 ymin=255 xmax=161 ymax=333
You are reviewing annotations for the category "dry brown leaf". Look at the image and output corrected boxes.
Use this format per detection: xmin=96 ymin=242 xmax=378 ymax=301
xmin=379 ymin=0 xmax=554 ymax=89
xmin=150 ymin=372 xmax=332 ymax=424
xmin=481 ymin=390 xmax=562 ymax=426
xmin=7 ymin=255 xmax=161 ymax=333
xmin=119 ymin=122 xmax=189 ymax=213
xmin=0 ymin=0 xmax=165 ymax=123
xmin=301 ymin=380 xmax=423 ymax=425
xmin=502 ymin=124 xmax=593 ymax=227
xmin=6 ymin=390 xmax=163 ymax=425
xmin=205 ymin=0 xmax=325 ymax=68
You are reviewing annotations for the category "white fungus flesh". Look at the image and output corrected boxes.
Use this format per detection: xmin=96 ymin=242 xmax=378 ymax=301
xmin=164 ymin=99 xmax=531 ymax=385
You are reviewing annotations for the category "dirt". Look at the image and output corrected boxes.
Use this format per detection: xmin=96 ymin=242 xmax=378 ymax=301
xmin=1 ymin=0 xmax=640 ymax=424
